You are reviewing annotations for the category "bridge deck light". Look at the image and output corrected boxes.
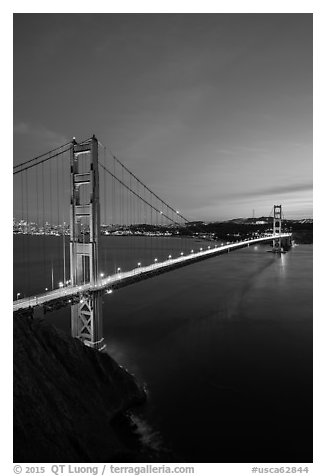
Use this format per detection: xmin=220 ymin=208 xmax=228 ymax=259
xmin=181 ymin=252 xmax=184 ymax=256
xmin=168 ymin=255 xmax=172 ymax=259
xmin=138 ymin=262 xmax=141 ymax=267
xmin=107 ymin=289 xmax=113 ymax=294
xmin=59 ymin=282 xmax=63 ymax=288
xmin=200 ymin=247 xmax=203 ymax=251
xmin=191 ymin=249 xmax=194 ymax=253
xmin=100 ymin=273 xmax=104 ymax=278
xmin=154 ymin=258 xmax=158 ymax=262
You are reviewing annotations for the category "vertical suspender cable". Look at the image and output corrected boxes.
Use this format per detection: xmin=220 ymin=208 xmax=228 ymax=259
xmin=42 ymin=162 xmax=46 ymax=288
xmin=113 ymin=157 xmax=116 ymax=230
xmin=62 ymin=151 xmax=66 ymax=284
xmin=49 ymin=158 xmax=53 ymax=290
xmin=25 ymin=170 xmax=31 ymax=294
xmin=112 ymin=156 xmax=115 ymax=275
xmin=121 ymin=165 xmax=124 ymax=229
xmin=21 ymin=172 xmax=26 ymax=296
xmin=144 ymin=184 xmax=147 ymax=262
xmin=151 ymin=189 xmax=153 ymax=262
xmin=160 ymin=198 xmax=163 ymax=258
xmin=35 ymin=167 xmax=40 ymax=286
xmin=130 ymin=173 xmax=134 ymax=267
xmin=36 ymin=164 xmax=39 ymax=241
xmin=103 ymin=146 xmax=107 ymax=274
xmin=82 ymin=153 xmax=86 ymax=284
xmin=57 ymin=153 xmax=62 ymax=284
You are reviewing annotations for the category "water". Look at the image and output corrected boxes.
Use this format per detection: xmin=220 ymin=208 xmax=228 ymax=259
xmin=13 ymin=236 xmax=313 ymax=462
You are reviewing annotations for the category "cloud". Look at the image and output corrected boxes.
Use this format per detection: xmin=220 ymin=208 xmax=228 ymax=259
xmin=14 ymin=122 xmax=68 ymax=148
xmin=220 ymin=182 xmax=313 ymax=200
xmin=14 ymin=122 xmax=30 ymax=134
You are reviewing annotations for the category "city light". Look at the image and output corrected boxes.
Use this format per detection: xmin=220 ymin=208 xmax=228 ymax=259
xmin=45 ymin=288 xmax=48 ymax=291
xmin=59 ymin=282 xmax=63 ymax=288
xmin=107 ymin=289 xmax=113 ymax=294
xmin=100 ymin=273 xmax=104 ymax=278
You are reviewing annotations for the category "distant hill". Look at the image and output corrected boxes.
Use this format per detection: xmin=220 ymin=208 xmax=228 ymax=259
xmin=221 ymin=217 xmax=272 ymax=224
xmin=208 ymin=217 xmax=313 ymax=225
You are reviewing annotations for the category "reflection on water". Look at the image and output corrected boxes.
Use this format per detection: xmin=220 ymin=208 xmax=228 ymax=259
xmin=13 ymin=237 xmax=312 ymax=462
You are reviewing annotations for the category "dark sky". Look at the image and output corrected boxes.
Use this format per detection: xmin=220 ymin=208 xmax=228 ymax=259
xmin=14 ymin=13 xmax=312 ymax=220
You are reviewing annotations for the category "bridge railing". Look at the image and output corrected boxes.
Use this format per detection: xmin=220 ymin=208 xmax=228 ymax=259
xmin=13 ymin=233 xmax=292 ymax=312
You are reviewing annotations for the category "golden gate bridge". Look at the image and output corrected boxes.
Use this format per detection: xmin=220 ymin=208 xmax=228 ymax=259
xmin=13 ymin=135 xmax=292 ymax=351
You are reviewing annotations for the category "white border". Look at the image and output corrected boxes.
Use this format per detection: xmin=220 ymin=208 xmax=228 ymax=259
xmin=3 ymin=3 xmax=324 ymax=475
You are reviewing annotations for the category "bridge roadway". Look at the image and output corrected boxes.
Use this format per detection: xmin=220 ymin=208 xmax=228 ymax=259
xmin=13 ymin=233 xmax=291 ymax=312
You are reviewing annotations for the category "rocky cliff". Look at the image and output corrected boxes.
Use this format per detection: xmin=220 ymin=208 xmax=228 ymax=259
xmin=13 ymin=314 xmax=146 ymax=462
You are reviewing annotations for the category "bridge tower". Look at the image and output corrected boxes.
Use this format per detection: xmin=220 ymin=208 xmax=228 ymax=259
xmin=70 ymin=135 xmax=105 ymax=351
xmin=273 ymin=204 xmax=282 ymax=252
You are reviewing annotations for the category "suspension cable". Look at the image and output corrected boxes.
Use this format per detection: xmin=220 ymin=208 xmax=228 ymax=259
xmin=13 ymin=135 xmax=94 ymax=172
xmin=14 ymin=147 xmax=71 ymax=175
xmin=99 ymin=162 xmax=182 ymax=226
xmin=98 ymin=142 xmax=189 ymax=223
xmin=13 ymin=142 xmax=71 ymax=169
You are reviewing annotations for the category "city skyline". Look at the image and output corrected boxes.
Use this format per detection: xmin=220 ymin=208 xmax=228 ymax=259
xmin=14 ymin=14 xmax=312 ymax=220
